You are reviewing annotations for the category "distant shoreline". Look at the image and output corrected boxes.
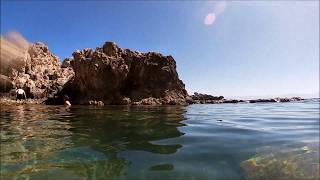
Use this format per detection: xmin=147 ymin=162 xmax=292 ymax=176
xmin=0 ymin=96 xmax=312 ymax=106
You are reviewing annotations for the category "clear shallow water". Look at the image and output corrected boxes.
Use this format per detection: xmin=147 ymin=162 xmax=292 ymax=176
xmin=0 ymin=99 xmax=319 ymax=179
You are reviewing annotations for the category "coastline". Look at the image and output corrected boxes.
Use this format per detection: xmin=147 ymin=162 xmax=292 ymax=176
xmin=0 ymin=96 xmax=307 ymax=106
xmin=0 ymin=41 xmax=311 ymax=106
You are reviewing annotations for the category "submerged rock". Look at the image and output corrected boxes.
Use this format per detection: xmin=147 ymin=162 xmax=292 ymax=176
xmin=241 ymin=144 xmax=319 ymax=180
xmin=59 ymin=42 xmax=188 ymax=105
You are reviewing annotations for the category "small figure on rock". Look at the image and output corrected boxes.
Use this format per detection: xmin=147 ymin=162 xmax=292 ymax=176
xmin=16 ymin=88 xmax=26 ymax=100
xmin=63 ymin=95 xmax=71 ymax=106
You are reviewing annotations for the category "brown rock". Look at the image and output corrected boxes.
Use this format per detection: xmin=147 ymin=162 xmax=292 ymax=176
xmin=60 ymin=41 xmax=188 ymax=105
xmin=103 ymin=42 xmax=118 ymax=57
xmin=61 ymin=58 xmax=72 ymax=68
xmin=1 ymin=42 xmax=74 ymax=101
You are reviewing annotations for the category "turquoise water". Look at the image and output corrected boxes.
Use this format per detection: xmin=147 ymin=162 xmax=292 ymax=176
xmin=1 ymin=99 xmax=319 ymax=179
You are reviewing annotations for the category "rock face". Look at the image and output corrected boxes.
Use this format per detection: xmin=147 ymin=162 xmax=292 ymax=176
xmin=1 ymin=42 xmax=74 ymax=100
xmin=60 ymin=42 xmax=188 ymax=105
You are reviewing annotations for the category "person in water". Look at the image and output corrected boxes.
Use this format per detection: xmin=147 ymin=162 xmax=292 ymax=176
xmin=63 ymin=95 xmax=71 ymax=106
xmin=16 ymin=88 xmax=27 ymax=100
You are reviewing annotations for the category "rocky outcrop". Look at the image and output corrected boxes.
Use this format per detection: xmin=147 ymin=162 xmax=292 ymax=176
xmin=223 ymin=99 xmax=245 ymax=103
xmin=248 ymin=97 xmax=304 ymax=103
xmin=188 ymin=92 xmax=304 ymax=104
xmin=1 ymin=42 xmax=74 ymax=101
xmin=190 ymin=92 xmax=224 ymax=104
xmin=59 ymin=42 xmax=188 ymax=105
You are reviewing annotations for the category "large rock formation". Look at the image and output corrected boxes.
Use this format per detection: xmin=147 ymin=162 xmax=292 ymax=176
xmin=59 ymin=42 xmax=188 ymax=105
xmin=1 ymin=42 xmax=74 ymax=100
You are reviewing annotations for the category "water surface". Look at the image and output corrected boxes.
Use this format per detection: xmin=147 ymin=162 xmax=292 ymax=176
xmin=1 ymin=99 xmax=319 ymax=179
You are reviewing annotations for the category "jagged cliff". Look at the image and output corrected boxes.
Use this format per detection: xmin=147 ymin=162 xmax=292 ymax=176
xmin=0 ymin=42 xmax=74 ymax=100
xmin=59 ymin=42 xmax=188 ymax=105
xmin=1 ymin=41 xmax=189 ymax=105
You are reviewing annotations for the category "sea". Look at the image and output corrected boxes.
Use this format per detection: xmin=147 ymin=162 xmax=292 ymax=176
xmin=1 ymin=99 xmax=319 ymax=179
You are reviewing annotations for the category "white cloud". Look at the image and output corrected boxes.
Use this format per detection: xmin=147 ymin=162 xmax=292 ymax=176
xmin=204 ymin=13 xmax=216 ymax=25
xmin=203 ymin=1 xmax=226 ymax=26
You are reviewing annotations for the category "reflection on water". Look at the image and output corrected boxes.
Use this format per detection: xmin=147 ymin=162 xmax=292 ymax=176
xmin=1 ymin=105 xmax=73 ymax=178
xmin=0 ymin=99 xmax=319 ymax=179
xmin=1 ymin=105 xmax=186 ymax=179
xmin=1 ymin=105 xmax=72 ymax=163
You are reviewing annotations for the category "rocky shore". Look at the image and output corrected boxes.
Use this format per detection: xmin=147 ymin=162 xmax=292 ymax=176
xmin=1 ymin=41 xmax=188 ymax=105
xmin=0 ymin=40 xmax=305 ymax=106
xmin=188 ymin=92 xmax=304 ymax=104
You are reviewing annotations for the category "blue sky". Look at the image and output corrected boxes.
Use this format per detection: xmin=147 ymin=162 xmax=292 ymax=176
xmin=1 ymin=1 xmax=319 ymax=98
